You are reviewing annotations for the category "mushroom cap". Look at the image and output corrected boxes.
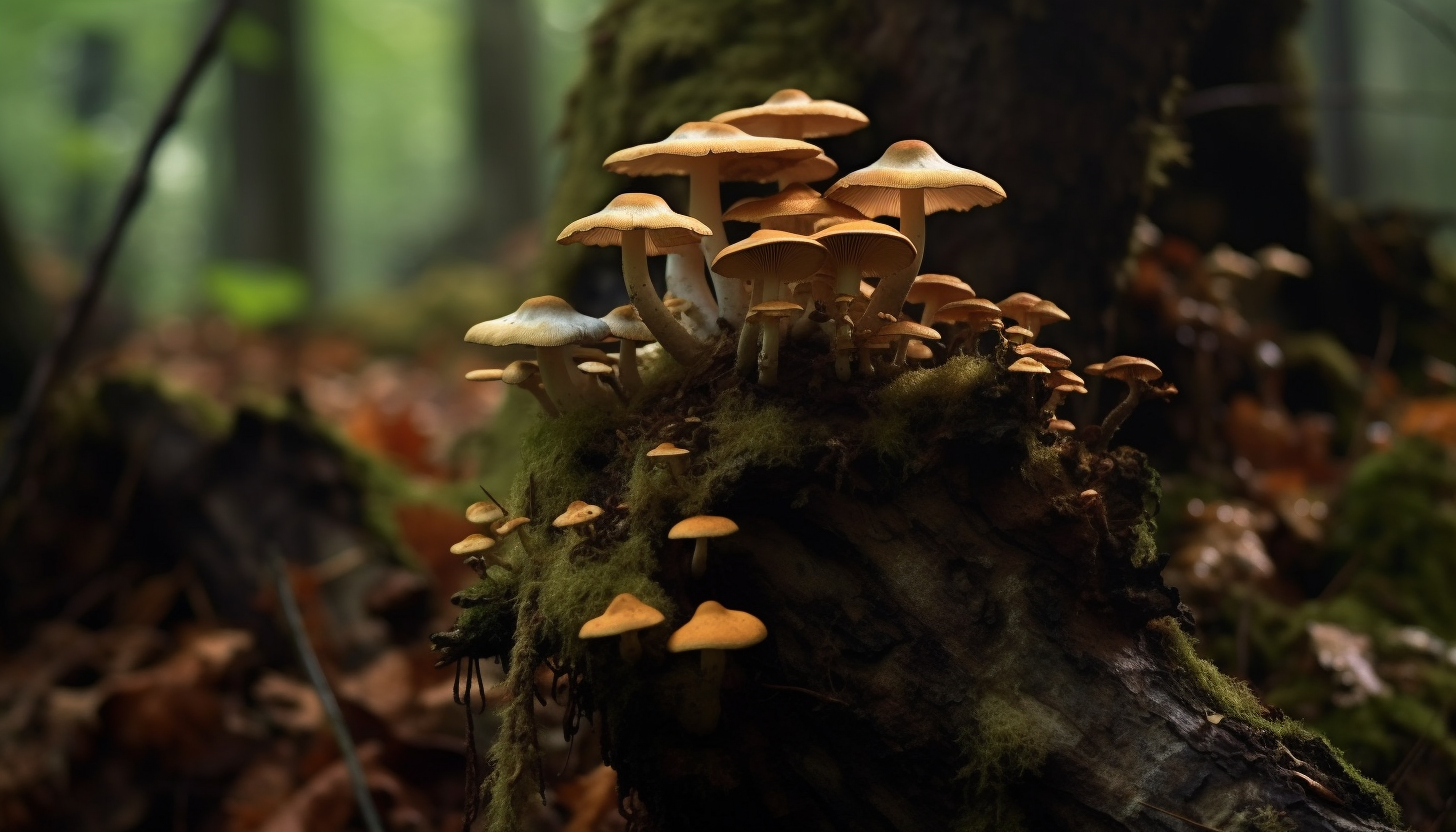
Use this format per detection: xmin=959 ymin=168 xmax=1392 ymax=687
xmin=1047 ymin=418 xmax=1077 ymax=433
xmin=572 ymin=347 xmax=615 ymax=364
xmin=465 ymin=369 xmax=504 ymax=382
xmin=905 ymin=340 xmax=935 ymax=362
xmin=557 ymin=193 xmax=711 ymax=254
xmin=667 ymin=601 xmax=768 ymax=653
xmin=465 ymin=296 xmax=611 ymax=348
xmin=494 ymin=516 xmax=531 ymax=536
xmin=553 ymin=500 xmax=604 ymax=528
xmin=1008 ymin=356 xmax=1050 ymax=374
xmin=577 ymin=361 xmax=614 ymax=375
xmin=579 ymin=593 xmax=666 ymax=639
xmin=936 ymin=297 xmax=1002 ymax=323
xmin=810 ymin=220 xmax=918 ymax=278
xmin=722 ymin=184 xmax=864 ymax=227
xmin=450 ymin=534 xmax=497 ymax=556
xmin=877 ymin=320 xmax=942 ymax=341
xmin=668 ymin=515 xmax=739 ymax=540
xmin=710 ymin=89 xmax=869 ymax=139
xmin=711 ymin=230 xmax=828 ymax=284
xmin=768 ymin=151 xmax=840 ymax=185
xmin=1013 ymin=344 xmax=1072 ymax=369
xmin=1049 ymin=369 xmax=1085 ymax=386
xmin=747 ymin=300 xmax=806 ymax=322
xmin=1255 ymin=245 xmax=1311 ymax=278
xmin=646 ymin=442 xmax=689 ymax=459
xmin=1083 ymin=362 xmax=1106 ymax=377
xmin=1203 ymin=244 xmax=1258 ymax=280
xmin=502 ymin=360 xmax=540 ymax=385
xmin=996 ymin=292 xmax=1043 ymax=324
xmin=825 ymin=140 xmax=1006 ymax=218
xmin=1101 ymin=355 xmax=1163 ymax=383
xmin=466 ymin=501 xmax=505 ymax=525
xmin=1029 ymin=299 xmax=1070 ymax=325
xmin=907 ymin=274 xmax=975 ymax=306
xmin=601 ymin=305 xmax=656 ymax=343
xmin=603 ymin=122 xmax=819 ymax=181
xmin=1003 ymin=325 xmax=1035 ymax=343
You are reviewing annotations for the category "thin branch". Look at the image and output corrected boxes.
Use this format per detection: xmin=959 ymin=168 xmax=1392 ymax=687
xmin=0 ymin=0 xmax=242 ymax=505
xmin=268 ymin=547 xmax=386 ymax=832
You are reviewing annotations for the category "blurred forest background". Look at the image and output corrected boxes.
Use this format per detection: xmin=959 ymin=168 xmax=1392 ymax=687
xmin=2 ymin=0 xmax=1456 ymax=830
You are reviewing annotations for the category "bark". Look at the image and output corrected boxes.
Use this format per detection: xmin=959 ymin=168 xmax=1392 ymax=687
xmin=545 ymin=0 xmax=1218 ymax=360
xmin=221 ymin=0 xmax=318 ymax=296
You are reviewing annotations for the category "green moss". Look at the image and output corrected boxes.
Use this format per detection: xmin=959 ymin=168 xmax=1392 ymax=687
xmin=952 ymin=691 xmax=1067 ymax=832
xmin=869 ymin=355 xmax=999 ymax=460
xmin=1243 ymin=806 xmax=1297 ymax=832
xmin=1130 ymin=520 xmax=1160 ymax=567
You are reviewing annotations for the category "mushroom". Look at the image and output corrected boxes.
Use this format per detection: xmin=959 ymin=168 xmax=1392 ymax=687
xmin=877 ymin=320 xmax=942 ymax=369
xmin=1094 ymin=356 xmax=1165 ymax=451
xmin=826 ymin=140 xmax=1005 ymax=332
xmin=745 ymin=301 xmax=804 ymax=386
xmin=1008 ymin=356 xmax=1050 ymax=415
xmin=996 ymin=292 xmax=1042 ymax=331
xmin=905 ymin=339 xmax=935 ymax=364
xmin=1047 ymin=418 xmax=1077 ymax=434
xmin=465 ymin=501 xmax=505 ymax=526
xmin=1043 ymin=368 xmax=1087 ymax=414
xmin=466 ymin=362 xmax=559 ymax=417
xmin=710 ymin=230 xmax=827 ymax=383
xmin=658 ymin=243 xmax=720 ymax=335
xmin=554 ymin=500 xmax=604 ymax=538
xmin=669 ymin=515 xmax=739 ymax=579
xmin=1023 ymin=299 xmax=1070 ymax=339
xmin=711 ymin=89 xmax=869 ymax=141
xmin=646 ymin=442 xmax=690 ymax=481
xmin=809 ymin=220 xmax=917 ymax=380
xmin=450 ymin=533 xmax=510 ymax=574
xmin=579 ymin=593 xmax=665 ymax=663
xmin=465 ymin=297 xmax=610 ymax=412
xmin=906 ymin=274 xmax=976 ymax=326
xmin=600 ymin=305 xmax=655 ymax=398
xmin=936 ymin=297 xmax=1003 ymax=354
xmin=1003 ymin=325 xmax=1034 ymax=346
xmin=557 ymin=194 xmax=709 ymax=366
xmin=1013 ymin=344 xmax=1072 ymax=370
xmin=577 ymin=361 xmax=624 ymax=403
xmin=768 ymin=152 xmax=840 ymax=189
xmin=603 ymin=122 xmax=819 ymax=325
xmin=722 ymin=184 xmax=865 ymax=235
xmin=666 ymin=600 xmax=768 ymax=733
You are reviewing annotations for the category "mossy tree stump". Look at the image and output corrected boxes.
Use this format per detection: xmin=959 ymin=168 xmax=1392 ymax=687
xmin=435 ymin=342 xmax=1400 ymax=832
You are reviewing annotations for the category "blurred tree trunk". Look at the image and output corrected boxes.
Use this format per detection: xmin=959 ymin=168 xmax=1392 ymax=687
xmin=544 ymin=0 xmax=1219 ymax=359
xmin=62 ymin=31 xmax=120 ymax=263
xmin=221 ymin=0 xmax=318 ymax=298
xmin=0 ymin=185 xmax=45 ymax=413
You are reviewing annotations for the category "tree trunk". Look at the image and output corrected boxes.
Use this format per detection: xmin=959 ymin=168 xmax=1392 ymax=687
xmin=543 ymin=0 xmax=1218 ymax=360
xmin=464 ymin=0 xmax=540 ymax=256
xmin=221 ymin=0 xmax=318 ymax=297
xmin=0 ymin=184 xmax=45 ymax=413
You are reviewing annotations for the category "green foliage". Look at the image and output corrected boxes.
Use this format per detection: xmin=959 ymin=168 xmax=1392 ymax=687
xmin=223 ymin=11 xmax=281 ymax=70
xmin=204 ymin=261 xmax=310 ymax=328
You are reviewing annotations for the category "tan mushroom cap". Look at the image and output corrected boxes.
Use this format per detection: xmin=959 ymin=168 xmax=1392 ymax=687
xmin=1004 ymin=325 xmax=1035 ymax=343
xmin=646 ymin=442 xmax=689 ymax=459
xmin=1008 ymin=356 xmax=1050 ymax=374
xmin=577 ymin=361 xmax=615 ymax=376
xmin=907 ymin=274 xmax=975 ymax=305
xmin=810 ymin=220 xmax=918 ymax=277
xmin=450 ymin=534 xmax=497 ymax=556
xmin=711 ymin=230 xmax=827 ymax=284
xmin=1013 ymin=344 xmax=1072 ymax=369
xmin=825 ymin=140 xmax=1006 ymax=218
xmin=722 ymin=184 xmax=864 ymax=227
xmin=997 ymin=292 xmax=1043 ymax=324
xmin=905 ymin=340 xmax=935 ymax=362
xmin=465 ymin=369 xmax=504 ymax=382
xmin=669 ymin=515 xmax=739 ymax=540
xmin=556 ymin=193 xmax=711 ymax=255
xmin=603 ymin=122 xmax=819 ymax=182
xmin=769 ymin=152 xmax=840 ymax=185
xmin=579 ymin=593 xmax=666 ymax=639
xmin=1084 ymin=362 xmax=1106 ymax=377
xmin=936 ymin=297 xmax=1002 ymax=323
xmin=466 ymin=501 xmax=505 ymax=525
xmin=878 ymin=321 xmax=942 ymax=340
xmin=1047 ymin=418 xmax=1077 ymax=433
xmin=502 ymin=360 xmax=540 ymax=385
xmin=710 ymin=89 xmax=869 ymax=139
xmin=494 ymin=516 xmax=531 ymax=536
xmin=1029 ymin=299 xmax=1070 ymax=325
xmin=553 ymin=500 xmax=604 ymax=528
xmin=1101 ymin=355 xmax=1163 ymax=383
xmin=601 ymin=305 xmax=655 ymax=343
xmin=667 ymin=601 xmax=768 ymax=652
xmin=747 ymin=300 xmax=804 ymax=322
xmin=1049 ymin=369 xmax=1085 ymax=386
xmin=465 ymin=296 xmax=610 ymax=348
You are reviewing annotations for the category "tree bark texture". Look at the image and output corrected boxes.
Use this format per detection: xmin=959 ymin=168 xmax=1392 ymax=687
xmin=545 ymin=0 xmax=1217 ymax=359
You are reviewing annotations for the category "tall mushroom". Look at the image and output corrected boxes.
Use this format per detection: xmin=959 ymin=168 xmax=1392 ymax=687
xmin=579 ymin=593 xmax=665 ymax=663
xmin=711 ymin=89 xmax=869 ymax=141
xmin=826 ymin=140 xmax=1005 ymax=332
xmin=557 ymin=194 xmax=708 ymax=366
xmin=723 ymin=184 xmax=865 ymax=235
xmin=600 ymin=305 xmax=655 ymax=398
xmin=1094 ymin=356 xmax=1165 ymax=451
xmin=711 ymin=230 xmax=826 ymax=383
xmin=669 ymin=515 xmax=739 ymax=579
xmin=809 ymin=220 xmax=918 ymax=380
xmin=666 ymin=600 xmax=768 ymax=733
xmin=603 ymin=122 xmax=819 ymax=326
xmin=464 ymin=297 xmax=610 ymax=413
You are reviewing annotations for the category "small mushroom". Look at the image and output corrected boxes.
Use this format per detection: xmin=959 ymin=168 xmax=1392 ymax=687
xmin=1047 ymin=418 xmax=1077 ymax=434
xmin=711 ymin=230 xmax=826 ymax=382
xmin=554 ymin=501 xmax=604 ymax=538
xmin=465 ymin=501 xmax=505 ymax=526
xmin=669 ymin=515 xmax=739 ymax=579
xmin=906 ymin=274 xmax=975 ymax=326
xmin=465 ymin=297 xmax=610 ymax=412
xmin=577 ymin=360 xmax=625 ymax=403
xmin=1094 ymin=356 xmax=1165 ymax=451
xmin=646 ymin=442 xmax=691 ymax=481
xmin=601 ymin=305 xmax=656 ymax=398
xmin=937 ymin=297 xmax=1003 ymax=354
xmin=467 ymin=361 xmax=559 ymax=417
xmin=711 ymin=89 xmax=869 ymax=141
xmin=1008 ymin=356 xmax=1050 ymax=415
xmin=667 ymin=600 xmax=768 ymax=733
xmin=809 ymin=220 xmax=917 ymax=379
xmin=579 ymin=593 xmax=666 ymax=662
xmin=1003 ymin=325 xmax=1034 ymax=346
xmin=877 ymin=320 xmax=941 ymax=369
xmin=723 ymin=183 xmax=865 ymax=235
xmin=746 ymin=301 xmax=805 ymax=386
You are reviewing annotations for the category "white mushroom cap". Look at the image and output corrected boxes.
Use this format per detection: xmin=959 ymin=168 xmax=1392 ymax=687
xmin=465 ymin=296 xmax=610 ymax=348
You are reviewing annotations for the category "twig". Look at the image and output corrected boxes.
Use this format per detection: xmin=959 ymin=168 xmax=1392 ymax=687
xmin=0 ymin=0 xmax=242 ymax=506
xmin=757 ymin=681 xmax=849 ymax=707
xmin=268 ymin=547 xmax=386 ymax=832
xmin=1136 ymin=800 xmax=1231 ymax=832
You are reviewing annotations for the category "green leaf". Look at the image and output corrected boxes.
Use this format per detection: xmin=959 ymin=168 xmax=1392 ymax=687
xmin=204 ymin=261 xmax=309 ymax=328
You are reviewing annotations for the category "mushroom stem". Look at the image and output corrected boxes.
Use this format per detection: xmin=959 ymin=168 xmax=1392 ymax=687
xmin=617 ymin=339 xmax=642 ymax=398
xmin=1095 ymin=381 xmax=1148 ymax=452
xmin=621 ymin=230 xmax=704 ymax=366
xmin=857 ymin=189 xmax=925 ymax=330
xmin=759 ymin=319 xmax=783 ymax=387
xmin=678 ymin=647 xmax=726 ymax=734
xmin=517 ymin=377 xmax=560 ymax=417
xmin=735 ymin=279 xmax=765 ymax=376
xmin=689 ymin=164 xmax=745 ymax=326
xmin=690 ymin=537 xmax=711 ymax=578
xmin=535 ymin=345 xmax=585 ymax=412
xmin=619 ymin=631 xmax=643 ymax=663
xmin=833 ymin=263 xmax=860 ymax=381
xmin=665 ymin=246 xmax=719 ymax=335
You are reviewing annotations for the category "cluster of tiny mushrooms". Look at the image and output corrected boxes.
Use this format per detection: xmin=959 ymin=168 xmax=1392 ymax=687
xmin=457 ymin=90 xmax=1176 ymax=732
